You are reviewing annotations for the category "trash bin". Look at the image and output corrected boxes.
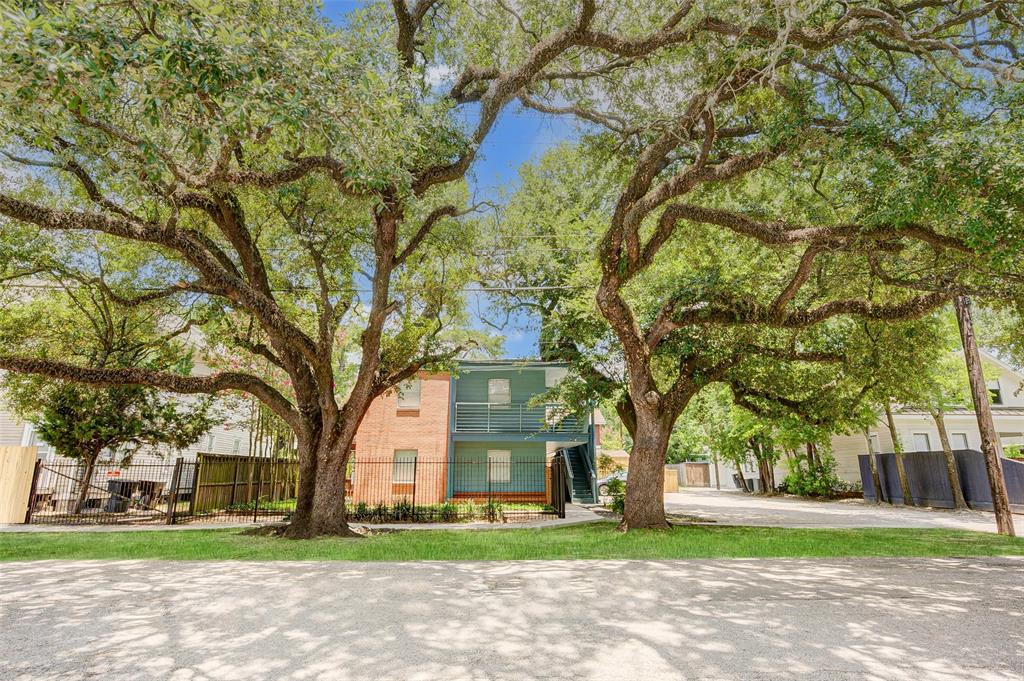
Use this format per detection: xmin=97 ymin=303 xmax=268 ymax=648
xmin=104 ymin=480 xmax=134 ymax=512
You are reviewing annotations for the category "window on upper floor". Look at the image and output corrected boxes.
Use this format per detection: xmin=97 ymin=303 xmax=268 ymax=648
xmin=868 ymin=433 xmax=881 ymax=454
xmin=397 ymin=378 xmax=422 ymax=411
xmin=488 ymin=378 xmax=511 ymax=407
xmin=951 ymin=432 xmax=969 ymax=450
xmin=988 ymin=378 xmax=1003 ymax=405
xmin=912 ymin=433 xmax=931 ymax=452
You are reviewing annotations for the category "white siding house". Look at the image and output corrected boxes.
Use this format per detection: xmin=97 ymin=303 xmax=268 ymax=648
xmin=830 ymin=349 xmax=1024 ymax=483
xmin=0 ymin=353 xmax=257 ymax=465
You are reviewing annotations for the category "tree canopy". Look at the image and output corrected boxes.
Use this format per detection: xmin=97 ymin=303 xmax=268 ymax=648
xmin=1 ymin=1 xmax=1022 ymax=533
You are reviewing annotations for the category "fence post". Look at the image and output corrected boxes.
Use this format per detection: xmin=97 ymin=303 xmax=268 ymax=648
xmin=23 ymin=459 xmax=42 ymax=524
xmin=487 ymin=459 xmax=493 ymax=521
xmin=187 ymin=458 xmax=199 ymax=517
xmin=411 ymin=456 xmax=418 ymax=521
xmin=253 ymin=458 xmax=263 ymax=523
xmin=230 ymin=458 xmax=240 ymax=506
xmin=166 ymin=457 xmax=184 ymax=525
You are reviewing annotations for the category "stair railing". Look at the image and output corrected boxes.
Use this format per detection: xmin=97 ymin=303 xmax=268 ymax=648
xmin=576 ymin=445 xmax=598 ymax=501
xmin=560 ymin=448 xmax=577 ymax=496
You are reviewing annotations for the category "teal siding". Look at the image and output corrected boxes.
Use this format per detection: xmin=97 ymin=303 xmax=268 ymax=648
xmin=452 ymin=442 xmax=546 ymax=494
xmin=454 ymin=368 xmax=548 ymax=404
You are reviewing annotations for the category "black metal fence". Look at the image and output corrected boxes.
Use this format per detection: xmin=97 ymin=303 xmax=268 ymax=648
xmin=858 ymin=450 xmax=1024 ymax=512
xmin=26 ymin=454 xmax=568 ymax=525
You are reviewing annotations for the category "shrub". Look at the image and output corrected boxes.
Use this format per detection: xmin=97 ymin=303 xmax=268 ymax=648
xmin=392 ymin=497 xmax=414 ymax=521
xmin=484 ymin=499 xmax=504 ymax=522
xmin=439 ymin=501 xmax=459 ymax=522
xmin=781 ymin=453 xmax=847 ymax=498
xmin=606 ymin=477 xmax=626 ymax=515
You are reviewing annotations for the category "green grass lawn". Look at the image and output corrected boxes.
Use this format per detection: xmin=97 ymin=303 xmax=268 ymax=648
xmin=2 ymin=522 xmax=1023 ymax=562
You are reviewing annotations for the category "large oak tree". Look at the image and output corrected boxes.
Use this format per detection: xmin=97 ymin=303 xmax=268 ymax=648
xmin=485 ymin=2 xmax=1023 ymax=528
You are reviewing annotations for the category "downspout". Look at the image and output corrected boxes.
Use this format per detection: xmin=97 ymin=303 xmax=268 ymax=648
xmin=587 ymin=405 xmax=597 ymax=500
xmin=446 ymin=372 xmax=456 ymax=500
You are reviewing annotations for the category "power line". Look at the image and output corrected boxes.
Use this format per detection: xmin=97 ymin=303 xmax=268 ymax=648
xmin=2 ymin=282 xmax=589 ymax=294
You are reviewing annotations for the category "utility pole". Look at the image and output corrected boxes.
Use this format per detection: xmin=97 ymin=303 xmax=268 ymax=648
xmin=954 ymin=296 xmax=1015 ymax=536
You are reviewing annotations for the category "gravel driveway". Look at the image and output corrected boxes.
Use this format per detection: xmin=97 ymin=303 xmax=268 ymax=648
xmin=2 ymin=557 xmax=1022 ymax=680
xmin=666 ymin=487 xmax=1007 ymax=533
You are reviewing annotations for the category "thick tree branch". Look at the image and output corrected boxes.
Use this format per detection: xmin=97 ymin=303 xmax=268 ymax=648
xmin=0 ymin=356 xmax=300 ymax=430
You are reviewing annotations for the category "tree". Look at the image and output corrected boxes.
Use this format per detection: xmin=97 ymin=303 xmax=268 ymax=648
xmin=2 ymin=2 xmax=1021 ymax=536
xmin=490 ymin=3 xmax=1022 ymax=528
xmin=1 ymin=285 xmax=215 ymax=514
xmin=901 ymin=317 xmax=975 ymax=509
xmin=0 ymin=1 xmax=633 ymax=536
xmin=955 ymin=296 xmax=1016 ymax=536
xmin=8 ymin=380 xmax=215 ymax=514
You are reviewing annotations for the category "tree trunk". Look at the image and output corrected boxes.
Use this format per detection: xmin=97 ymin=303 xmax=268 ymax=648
xmin=73 ymin=454 xmax=98 ymax=515
xmin=712 ymin=452 xmax=721 ymax=490
xmin=954 ymin=296 xmax=1015 ymax=536
xmin=932 ymin=410 xmax=967 ymax=511
xmin=863 ymin=430 xmax=884 ymax=504
xmin=763 ymin=439 xmax=776 ymax=492
xmin=285 ymin=429 xmax=320 ymax=536
xmin=885 ymin=402 xmax=914 ymax=506
xmin=286 ymin=427 xmax=360 ymax=538
xmin=621 ymin=414 xmax=672 ymax=530
xmin=805 ymin=442 xmax=817 ymax=472
xmin=734 ymin=460 xmax=750 ymax=492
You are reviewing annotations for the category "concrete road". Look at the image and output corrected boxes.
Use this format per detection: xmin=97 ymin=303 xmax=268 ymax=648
xmin=666 ymin=487 xmax=1007 ymax=533
xmin=2 ymin=557 xmax=1022 ymax=681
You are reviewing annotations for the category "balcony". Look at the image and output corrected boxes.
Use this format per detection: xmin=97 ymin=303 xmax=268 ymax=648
xmin=453 ymin=402 xmax=587 ymax=434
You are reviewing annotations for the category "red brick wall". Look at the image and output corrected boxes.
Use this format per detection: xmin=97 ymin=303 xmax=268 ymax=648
xmin=351 ymin=372 xmax=450 ymax=505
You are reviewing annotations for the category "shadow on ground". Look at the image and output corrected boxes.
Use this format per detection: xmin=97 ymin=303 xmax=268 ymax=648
xmin=1 ymin=556 xmax=1022 ymax=680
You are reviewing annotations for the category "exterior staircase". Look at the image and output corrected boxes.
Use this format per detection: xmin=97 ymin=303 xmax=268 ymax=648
xmin=562 ymin=445 xmax=596 ymax=504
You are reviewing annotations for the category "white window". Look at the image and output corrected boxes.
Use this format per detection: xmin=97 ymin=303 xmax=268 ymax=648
xmin=951 ymin=432 xmax=969 ymax=450
xmin=393 ymin=450 xmax=417 ymax=483
xmin=488 ymin=378 xmax=511 ymax=406
xmin=544 ymin=367 xmax=567 ymax=388
xmin=868 ymin=433 xmax=881 ymax=454
xmin=397 ymin=378 xmax=422 ymax=410
xmin=232 ymin=438 xmax=241 ymax=455
xmin=912 ymin=433 xmax=931 ymax=452
xmin=988 ymin=379 xmax=1003 ymax=405
xmin=998 ymin=432 xmax=1024 ymax=447
xmin=206 ymin=434 xmax=215 ymax=451
xmin=487 ymin=450 xmax=511 ymax=483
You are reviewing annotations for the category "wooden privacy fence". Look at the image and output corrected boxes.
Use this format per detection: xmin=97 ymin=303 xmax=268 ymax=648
xmin=0 ymin=446 xmax=37 ymax=523
xmin=191 ymin=453 xmax=299 ymax=514
xmin=859 ymin=450 xmax=1024 ymax=512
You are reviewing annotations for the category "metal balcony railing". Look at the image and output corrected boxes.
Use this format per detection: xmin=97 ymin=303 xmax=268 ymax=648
xmin=453 ymin=402 xmax=587 ymax=434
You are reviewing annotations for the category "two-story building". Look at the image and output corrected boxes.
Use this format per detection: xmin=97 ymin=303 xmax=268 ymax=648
xmin=828 ymin=349 xmax=1024 ymax=482
xmin=349 ymin=360 xmax=599 ymax=507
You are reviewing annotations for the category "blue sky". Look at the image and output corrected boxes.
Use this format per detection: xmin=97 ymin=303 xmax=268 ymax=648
xmin=321 ymin=1 xmax=575 ymax=358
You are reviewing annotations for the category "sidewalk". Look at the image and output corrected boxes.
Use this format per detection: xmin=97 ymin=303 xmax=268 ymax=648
xmin=0 ymin=504 xmax=603 ymax=533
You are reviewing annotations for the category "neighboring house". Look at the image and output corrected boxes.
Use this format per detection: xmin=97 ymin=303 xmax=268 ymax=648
xmin=0 ymin=354 xmax=256 ymax=464
xmin=350 ymin=360 xmax=600 ymax=506
xmin=829 ymin=349 xmax=1024 ymax=482
xmin=0 ymin=353 xmax=258 ymax=513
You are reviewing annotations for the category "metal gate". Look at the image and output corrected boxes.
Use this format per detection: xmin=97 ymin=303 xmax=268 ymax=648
xmin=26 ymin=459 xmax=186 ymax=525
